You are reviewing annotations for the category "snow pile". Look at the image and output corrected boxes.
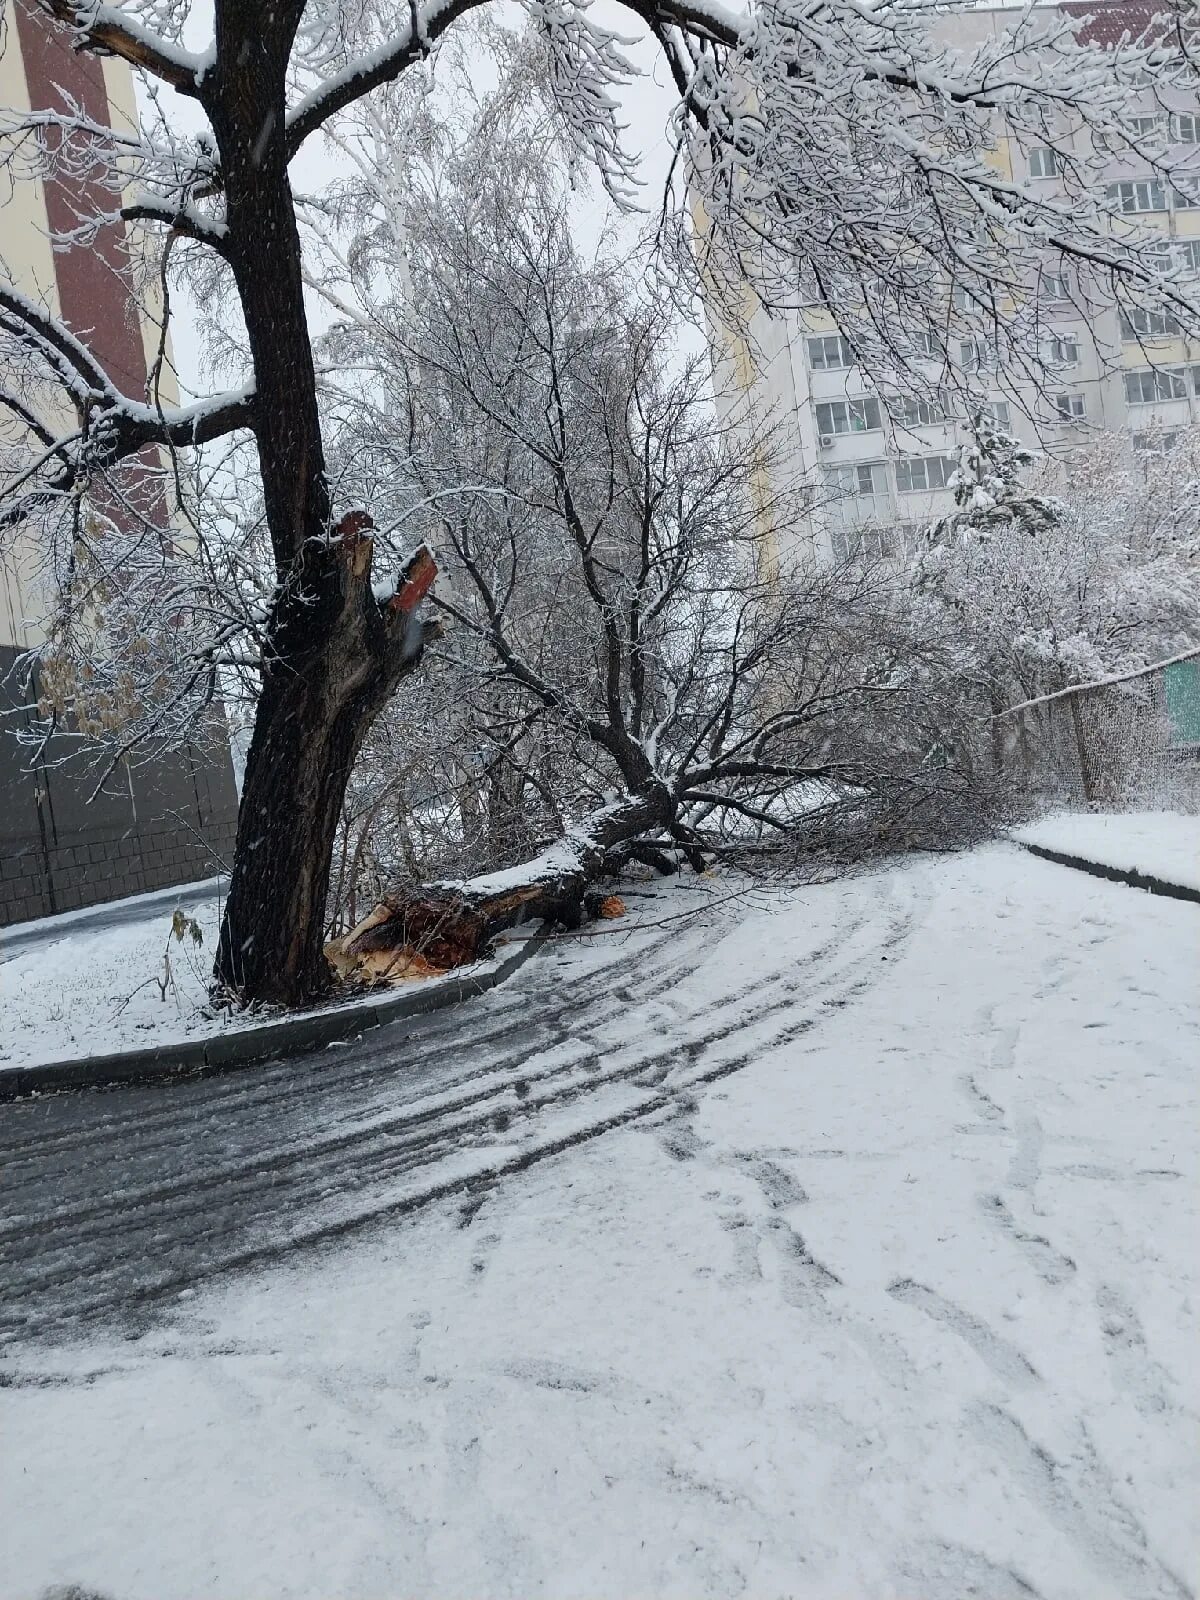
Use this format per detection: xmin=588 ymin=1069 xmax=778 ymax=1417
xmin=1013 ymin=810 xmax=1200 ymax=893
xmin=1 ymin=845 xmax=1196 ymax=1598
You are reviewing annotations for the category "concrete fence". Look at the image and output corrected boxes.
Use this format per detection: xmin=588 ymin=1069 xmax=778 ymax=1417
xmin=0 ymin=644 xmax=240 ymax=926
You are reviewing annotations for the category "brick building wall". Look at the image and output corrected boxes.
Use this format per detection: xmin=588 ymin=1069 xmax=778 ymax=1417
xmin=1 ymin=8 xmax=243 ymax=929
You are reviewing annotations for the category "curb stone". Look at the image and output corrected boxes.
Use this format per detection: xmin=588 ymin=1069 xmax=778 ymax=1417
xmin=0 ymin=927 xmax=545 ymax=1102
xmin=1018 ymin=841 xmax=1200 ymax=906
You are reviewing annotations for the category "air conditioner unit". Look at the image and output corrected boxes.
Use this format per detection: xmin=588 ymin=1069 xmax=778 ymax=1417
xmin=819 ymin=434 xmax=835 ymax=448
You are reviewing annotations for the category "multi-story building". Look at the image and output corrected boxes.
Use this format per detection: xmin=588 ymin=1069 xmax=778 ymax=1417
xmin=0 ymin=1 xmax=239 ymax=925
xmin=707 ymin=0 xmax=1200 ymax=570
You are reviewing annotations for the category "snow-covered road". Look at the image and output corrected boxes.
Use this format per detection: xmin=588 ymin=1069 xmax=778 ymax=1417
xmin=1 ymin=845 xmax=1196 ymax=1599
xmin=0 ymin=868 xmax=914 ymax=1340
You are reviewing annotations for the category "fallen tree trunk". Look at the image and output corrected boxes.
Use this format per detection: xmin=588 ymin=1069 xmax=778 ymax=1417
xmin=325 ymin=786 xmax=676 ymax=985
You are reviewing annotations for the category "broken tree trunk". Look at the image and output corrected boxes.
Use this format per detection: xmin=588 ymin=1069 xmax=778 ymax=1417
xmin=326 ymin=786 xmax=675 ymax=985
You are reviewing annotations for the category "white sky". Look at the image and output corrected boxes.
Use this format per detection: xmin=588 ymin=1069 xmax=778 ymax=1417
xmin=160 ymin=2 xmax=684 ymax=403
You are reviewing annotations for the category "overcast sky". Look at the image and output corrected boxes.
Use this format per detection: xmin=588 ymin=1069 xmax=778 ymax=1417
xmin=160 ymin=2 xmax=684 ymax=403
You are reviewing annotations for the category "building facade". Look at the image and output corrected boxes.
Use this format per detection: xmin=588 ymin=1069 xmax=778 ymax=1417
xmin=707 ymin=0 xmax=1200 ymax=570
xmin=0 ymin=1 xmax=239 ymax=925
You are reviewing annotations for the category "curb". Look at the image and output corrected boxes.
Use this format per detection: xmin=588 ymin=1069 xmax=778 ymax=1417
xmin=0 ymin=927 xmax=545 ymax=1102
xmin=1018 ymin=841 xmax=1200 ymax=906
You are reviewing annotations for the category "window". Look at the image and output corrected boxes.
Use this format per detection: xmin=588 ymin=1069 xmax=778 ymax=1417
xmin=959 ymin=336 xmax=997 ymax=372
xmin=1120 ymin=307 xmax=1181 ymax=339
xmin=895 ymin=456 xmax=958 ymax=493
xmin=831 ymin=526 xmax=894 ymax=563
xmin=952 ymin=284 xmax=978 ymax=312
xmin=807 ymin=334 xmax=855 ymax=370
xmin=1041 ymin=272 xmax=1070 ymax=301
xmin=1179 ymin=240 xmax=1200 ymax=274
xmin=1041 ymin=336 xmax=1081 ymax=367
xmin=1107 ymin=179 xmax=1168 ymax=213
xmin=827 ymin=462 xmax=889 ymax=498
xmin=1172 ymin=179 xmax=1200 ymax=210
xmin=1123 ymin=367 xmax=1188 ymax=403
xmin=1133 ymin=430 xmax=1181 ymax=454
xmin=1126 ymin=114 xmax=1162 ymax=139
xmin=1054 ymin=392 xmax=1087 ymax=420
xmin=1171 ymin=113 xmax=1200 ymax=144
xmin=910 ymin=330 xmax=940 ymax=359
xmin=815 ymin=398 xmax=882 ymax=436
xmin=981 ymin=399 xmax=1012 ymax=430
xmin=891 ymin=395 xmax=946 ymax=427
xmin=1028 ymin=147 xmax=1059 ymax=178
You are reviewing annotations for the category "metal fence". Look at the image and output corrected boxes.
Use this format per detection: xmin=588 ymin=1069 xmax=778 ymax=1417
xmin=999 ymin=656 xmax=1200 ymax=814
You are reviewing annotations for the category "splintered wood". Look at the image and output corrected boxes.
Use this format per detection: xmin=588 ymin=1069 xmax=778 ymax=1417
xmin=325 ymin=892 xmax=489 ymax=986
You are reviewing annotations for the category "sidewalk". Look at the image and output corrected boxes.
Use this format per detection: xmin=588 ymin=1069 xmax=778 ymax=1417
xmin=0 ymin=875 xmax=225 ymax=961
xmin=1011 ymin=810 xmax=1200 ymax=903
xmin=0 ymin=874 xmax=543 ymax=1097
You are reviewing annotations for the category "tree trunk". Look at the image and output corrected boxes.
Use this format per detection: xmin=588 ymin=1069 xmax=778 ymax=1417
xmin=326 ymin=786 xmax=676 ymax=986
xmin=215 ymin=637 xmax=386 ymax=1003
xmin=214 ymin=540 xmax=438 ymax=1004
xmin=201 ymin=7 xmax=438 ymax=1007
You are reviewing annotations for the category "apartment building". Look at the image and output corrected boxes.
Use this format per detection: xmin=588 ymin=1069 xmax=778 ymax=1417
xmin=708 ymin=0 xmax=1200 ymax=569
xmin=0 ymin=2 xmax=238 ymax=925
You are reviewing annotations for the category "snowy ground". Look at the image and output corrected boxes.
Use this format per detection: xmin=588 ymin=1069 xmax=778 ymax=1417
xmin=0 ymin=889 xmax=228 ymax=1068
xmin=1013 ymin=809 xmax=1200 ymax=892
xmin=1 ymin=843 xmax=1197 ymax=1600
xmin=0 ymin=886 xmax=492 ymax=1071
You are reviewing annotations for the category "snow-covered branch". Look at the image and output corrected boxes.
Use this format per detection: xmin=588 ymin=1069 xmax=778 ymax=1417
xmin=284 ymin=0 xmax=482 ymax=156
xmin=996 ymin=645 xmax=1200 ymax=719
xmin=36 ymin=1 xmax=211 ymax=94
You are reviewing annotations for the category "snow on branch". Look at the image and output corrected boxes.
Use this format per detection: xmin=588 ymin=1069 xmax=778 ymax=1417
xmin=119 ymin=193 xmax=230 ymax=251
xmin=674 ymin=0 xmax=1200 ymax=391
xmin=36 ymin=1 xmax=210 ymax=94
xmin=0 ymin=373 xmax=255 ymax=533
xmin=284 ymin=0 xmax=482 ymax=157
xmin=0 ymin=280 xmax=117 ymax=402
xmin=520 ymin=0 xmax=643 ymax=206
xmin=995 ymin=645 xmax=1200 ymax=719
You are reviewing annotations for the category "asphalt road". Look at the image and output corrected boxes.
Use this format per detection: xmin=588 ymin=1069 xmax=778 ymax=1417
xmin=0 ymin=875 xmax=917 ymax=1347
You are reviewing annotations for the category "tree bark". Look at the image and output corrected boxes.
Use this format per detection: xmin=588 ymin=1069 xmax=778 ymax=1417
xmin=198 ymin=4 xmax=439 ymax=1006
xmin=326 ymin=786 xmax=676 ymax=985
xmin=215 ymin=535 xmax=438 ymax=1001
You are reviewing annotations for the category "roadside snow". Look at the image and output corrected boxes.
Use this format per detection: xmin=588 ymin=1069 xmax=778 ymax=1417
xmin=0 ymin=874 xmax=223 ymax=946
xmin=1 ymin=845 xmax=1196 ymax=1599
xmin=1013 ymin=809 xmax=1200 ymax=892
xmin=0 ymin=893 xmax=229 ymax=1068
xmin=0 ymin=888 xmax=507 ymax=1071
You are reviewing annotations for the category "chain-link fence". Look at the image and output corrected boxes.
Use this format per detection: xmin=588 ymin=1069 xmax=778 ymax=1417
xmin=999 ymin=655 xmax=1200 ymax=815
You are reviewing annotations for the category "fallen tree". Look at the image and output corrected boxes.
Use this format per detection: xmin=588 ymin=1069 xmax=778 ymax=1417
xmin=326 ymin=790 xmax=669 ymax=982
xmin=316 ymin=162 xmax=999 ymax=979
xmin=5 ymin=2 xmax=1198 ymax=1006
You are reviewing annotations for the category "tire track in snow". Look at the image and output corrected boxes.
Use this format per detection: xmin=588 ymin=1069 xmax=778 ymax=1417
xmin=969 ymin=1403 xmax=1192 ymax=1600
xmin=899 ymin=1541 xmax=1041 ymax=1600
xmin=1096 ymin=1283 xmax=1177 ymax=1418
xmin=977 ymin=1194 xmax=1076 ymax=1286
xmin=886 ymin=1277 xmax=1040 ymax=1387
xmin=0 ymin=895 xmax=876 ymax=1261
xmin=0 ymin=914 xmax=705 ymax=1166
xmin=0 ymin=936 xmax=875 ymax=1332
xmin=0 ymin=876 xmax=924 ymax=1341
